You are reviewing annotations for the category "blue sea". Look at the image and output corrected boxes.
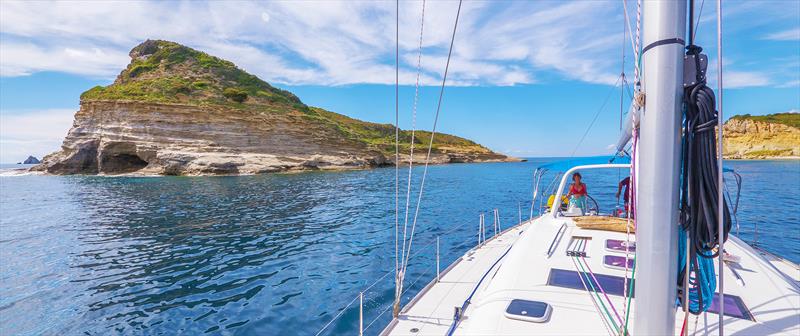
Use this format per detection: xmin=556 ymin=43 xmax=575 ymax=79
xmin=1 ymin=159 xmax=798 ymax=335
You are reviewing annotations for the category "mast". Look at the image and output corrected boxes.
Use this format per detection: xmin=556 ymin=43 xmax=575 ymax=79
xmin=633 ymin=0 xmax=686 ymax=335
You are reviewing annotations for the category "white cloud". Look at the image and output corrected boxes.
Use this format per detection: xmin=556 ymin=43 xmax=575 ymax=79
xmin=764 ymin=28 xmax=800 ymax=41
xmin=777 ymin=79 xmax=800 ymax=88
xmin=0 ymin=42 xmax=129 ymax=78
xmin=0 ymin=0 xmax=796 ymax=89
xmin=0 ymin=109 xmax=76 ymax=163
xmin=724 ymin=71 xmax=771 ymax=89
xmin=0 ymin=0 xmax=622 ymax=86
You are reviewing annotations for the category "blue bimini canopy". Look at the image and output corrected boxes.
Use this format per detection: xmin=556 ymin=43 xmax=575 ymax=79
xmin=536 ymin=155 xmax=632 ymax=172
xmin=535 ymin=155 xmax=737 ymax=174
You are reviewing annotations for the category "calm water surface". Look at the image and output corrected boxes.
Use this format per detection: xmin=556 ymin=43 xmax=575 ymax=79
xmin=1 ymin=159 xmax=798 ymax=335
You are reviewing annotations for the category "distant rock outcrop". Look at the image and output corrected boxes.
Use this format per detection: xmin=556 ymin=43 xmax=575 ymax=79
xmin=34 ymin=40 xmax=516 ymax=175
xmin=22 ymin=156 xmax=40 ymax=164
xmin=723 ymin=113 xmax=800 ymax=159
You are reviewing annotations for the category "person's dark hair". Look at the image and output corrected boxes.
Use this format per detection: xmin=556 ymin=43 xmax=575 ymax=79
xmin=572 ymin=172 xmax=582 ymax=181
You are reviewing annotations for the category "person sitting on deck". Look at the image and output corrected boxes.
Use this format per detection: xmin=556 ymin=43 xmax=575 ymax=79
xmin=566 ymin=172 xmax=588 ymax=213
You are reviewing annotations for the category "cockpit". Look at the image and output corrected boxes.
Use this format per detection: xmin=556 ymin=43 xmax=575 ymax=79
xmin=531 ymin=156 xmax=741 ymax=226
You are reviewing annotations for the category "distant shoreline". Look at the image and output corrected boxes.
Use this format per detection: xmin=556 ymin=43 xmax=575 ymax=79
xmin=1 ymin=158 xmax=526 ymax=177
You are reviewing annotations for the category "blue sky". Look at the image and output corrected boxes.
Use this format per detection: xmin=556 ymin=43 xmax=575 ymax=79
xmin=0 ymin=0 xmax=798 ymax=163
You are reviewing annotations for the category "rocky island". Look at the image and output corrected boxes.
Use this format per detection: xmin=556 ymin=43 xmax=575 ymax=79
xmin=723 ymin=112 xmax=799 ymax=159
xmin=34 ymin=40 xmax=516 ymax=176
xmin=20 ymin=156 xmax=40 ymax=164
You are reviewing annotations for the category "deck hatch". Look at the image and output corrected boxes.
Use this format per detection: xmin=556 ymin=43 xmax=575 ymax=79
xmin=681 ymin=293 xmax=755 ymax=321
xmin=604 ymin=255 xmax=634 ymax=270
xmin=547 ymin=268 xmax=634 ymax=297
xmin=550 ymin=270 xmax=754 ymax=321
xmin=605 ymin=239 xmax=636 ymax=253
xmin=504 ymin=299 xmax=552 ymax=323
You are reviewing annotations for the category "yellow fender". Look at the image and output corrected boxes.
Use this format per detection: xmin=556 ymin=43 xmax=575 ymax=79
xmin=547 ymin=194 xmax=569 ymax=208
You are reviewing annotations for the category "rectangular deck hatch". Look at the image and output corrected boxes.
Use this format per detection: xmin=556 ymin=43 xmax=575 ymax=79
xmin=681 ymin=293 xmax=755 ymax=321
xmin=604 ymin=255 xmax=634 ymax=270
xmin=547 ymin=268 xmax=633 ymax=297
xmin=505 ymin=299 xmax=552 ymax=323
xmin=548 ymin=269 xmax=754 ymax=321
xmin=606 ymin=239 xmax=636 ymax=253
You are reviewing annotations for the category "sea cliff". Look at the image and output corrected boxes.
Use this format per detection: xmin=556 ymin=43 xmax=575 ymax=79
xmin=723 ymin=113 xmax=799 ymax=159
xmin=35 ymin=40 xmax=515 ymax=175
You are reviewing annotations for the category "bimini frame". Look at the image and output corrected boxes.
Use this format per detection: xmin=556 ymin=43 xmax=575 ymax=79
xmin=549 ymin=164 xmax=631 ymax=216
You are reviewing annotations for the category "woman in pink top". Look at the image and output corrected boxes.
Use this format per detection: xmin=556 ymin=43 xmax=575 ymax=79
xmin=566 ymin=172 xmax=588 ymax=213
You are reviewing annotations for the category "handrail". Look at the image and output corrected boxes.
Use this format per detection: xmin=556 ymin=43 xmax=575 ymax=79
xmin=547 ymin=223 xmax=568 ymax=257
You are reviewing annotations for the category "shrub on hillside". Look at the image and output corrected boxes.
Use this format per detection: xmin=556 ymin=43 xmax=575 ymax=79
xmin=223 ymin=88 xmax=248 ymax=103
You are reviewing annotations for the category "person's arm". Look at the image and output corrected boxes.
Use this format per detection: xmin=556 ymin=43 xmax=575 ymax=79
xmin=616 ymin=180 xmax=623 ymax=198
xmin=566 ymin=184 xmax=574 ymax=197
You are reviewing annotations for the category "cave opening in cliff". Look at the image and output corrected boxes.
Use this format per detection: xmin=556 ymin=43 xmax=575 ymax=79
xmin=100 ymin=153 xmax=149 ymax=174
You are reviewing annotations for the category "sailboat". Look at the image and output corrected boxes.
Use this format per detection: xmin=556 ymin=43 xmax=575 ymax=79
xmin=377 ymin=0 xmax=800 ymax=335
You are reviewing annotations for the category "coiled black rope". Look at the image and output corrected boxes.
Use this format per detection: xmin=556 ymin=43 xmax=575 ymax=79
xmin=677 ymin=42 xmax=732 ymax=314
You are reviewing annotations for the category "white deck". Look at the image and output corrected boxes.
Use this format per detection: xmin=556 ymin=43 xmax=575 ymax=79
xmin=383 ymin=214 xmax=800 ymax=335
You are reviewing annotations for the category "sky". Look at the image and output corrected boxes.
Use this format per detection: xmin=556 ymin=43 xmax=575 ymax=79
xmin=0 ymin=0 xmax=798 ymax=163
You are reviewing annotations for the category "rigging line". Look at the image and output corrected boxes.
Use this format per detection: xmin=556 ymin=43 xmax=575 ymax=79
xmin=569 ymin=75 xmax=622 ymax=158
xmin=689 ymin=0 xmax=695 ymax=46
xmin=716 ymin=0 xmax=725 ymax=332
xmin=570 ymin=247 xmax=617 ymax=336
xmin=619 ymin=4 xmax=626 ymax=132
xmin=314 ymin=294 xmax=361 ymax=336
xmin=401 ymin=0 xmax=463 ymax=276
xmin=617 ymin=3 xmax=625 ymax=212
xmin=621 ymin=0 xmax=642 ymax=85
xmin=694 ymin=0 xmax=706 ymax=43
xmin=393 ymin=0 xmax=400 ymax=301
xmin=580 ymin=254 xmax=624 ymax=326
xmin=365 ymin=264 xmax=434 ymax=332
xmin=362 ymin=268 xmax=394 ymax=296
xmin=635 ymin=0 xmax=642 ymax=86
xmin=577 ymin=240 xmax=621 ymax=329
xmin=400 ymin=0 xmax=427 ymax=276
xmin=570 ymin=258 xmax=616 ymax=336
xmin=624 ymin=78 xmax=634 ymax=100
xmin=573 ymin=240 xmax=619 ymax=330
xmin=622 ymin=118 xmax=637 ymax=326
xmin=571 ymin=256 xmax=615 ymax=336
xmin=622 ymin=128 xmax=638 ymax=333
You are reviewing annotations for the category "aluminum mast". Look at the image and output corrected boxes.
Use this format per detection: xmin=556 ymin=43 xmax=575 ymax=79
xmin=633 ymin=1 xmax=686 ymax=335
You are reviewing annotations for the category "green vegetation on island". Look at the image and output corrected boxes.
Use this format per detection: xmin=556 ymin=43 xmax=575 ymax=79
xmin=729 ymin=113 xmax=800 ymax=129
xmin=723 ymin=112 xmax=799 ymax=159
xmin=81 ymin=40 xmax=305 ymax=111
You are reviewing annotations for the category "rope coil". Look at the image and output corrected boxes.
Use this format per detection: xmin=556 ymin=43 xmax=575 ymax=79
xmin=677 ymin=41 xmax=732 ymax=314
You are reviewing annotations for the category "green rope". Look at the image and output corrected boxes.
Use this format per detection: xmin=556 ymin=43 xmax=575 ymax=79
xmin=623 ymin=253 xmax=637 ymax=334
xmin=575 ymin=256 xmax=619 ymax=332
